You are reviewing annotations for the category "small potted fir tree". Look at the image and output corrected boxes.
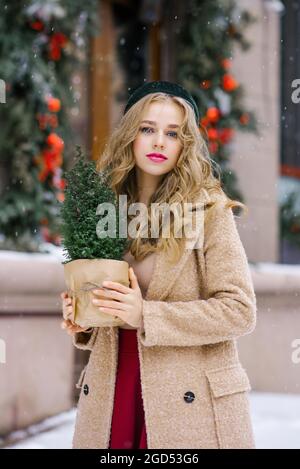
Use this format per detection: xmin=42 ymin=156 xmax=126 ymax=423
xmin=60 ymin=146 xmax=129 ymax=328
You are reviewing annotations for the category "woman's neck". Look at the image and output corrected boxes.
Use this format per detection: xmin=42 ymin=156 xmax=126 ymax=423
xmin=135 ymin=169 xmax=162 ymax=206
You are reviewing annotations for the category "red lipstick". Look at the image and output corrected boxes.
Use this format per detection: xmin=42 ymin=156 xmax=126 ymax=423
xmin=146 ymin=153 xmax=167 ymax=163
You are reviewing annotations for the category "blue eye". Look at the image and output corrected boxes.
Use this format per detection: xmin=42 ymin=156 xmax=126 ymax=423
xmin=140 ymin=127 xmax=153 ymax=133
xmin=140 ymin=127 xmax=177 ymax=138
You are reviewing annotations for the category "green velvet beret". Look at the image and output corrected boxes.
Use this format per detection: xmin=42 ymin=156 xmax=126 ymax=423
xmin=123 ymin=80 xmax=199 ymax=123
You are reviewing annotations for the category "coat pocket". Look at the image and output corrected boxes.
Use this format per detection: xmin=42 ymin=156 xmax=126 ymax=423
xmin=76 ymin=364 xmax=87 ymax=390
xmin=205 ymin=364 xmax=255 ymax=449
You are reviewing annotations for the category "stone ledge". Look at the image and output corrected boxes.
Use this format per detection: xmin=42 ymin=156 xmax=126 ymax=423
xmin=1 ymin=251 xmax=299 ymax=313
xmin=0 ymin=249 xmax=66 ymax=314
xmin=250 ymin=262 xmax=300 ymax=294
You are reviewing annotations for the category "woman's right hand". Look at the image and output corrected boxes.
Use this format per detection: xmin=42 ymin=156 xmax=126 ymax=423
xmin=60 ymin=291 xmax=90 ymax=335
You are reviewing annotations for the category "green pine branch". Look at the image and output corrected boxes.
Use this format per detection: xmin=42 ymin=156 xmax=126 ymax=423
xmin=59 ymin=146 xmax=130 ymax=263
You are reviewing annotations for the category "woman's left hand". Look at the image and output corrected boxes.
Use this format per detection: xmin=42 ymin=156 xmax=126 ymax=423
xmin=92 ymin=267 xmax=144 ymax=329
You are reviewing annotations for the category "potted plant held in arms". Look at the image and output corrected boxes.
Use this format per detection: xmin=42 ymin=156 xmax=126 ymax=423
xmin=60 ymin=146 xmax=130 ymax=328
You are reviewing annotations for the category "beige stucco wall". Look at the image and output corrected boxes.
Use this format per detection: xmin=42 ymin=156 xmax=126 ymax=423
xmin=0 ymin=251 xmax=74 ymax=437
xmin=238 ymin=263 xmax=300 ymax=393
xmin=231 ymin=0 xmax=281 ymax=263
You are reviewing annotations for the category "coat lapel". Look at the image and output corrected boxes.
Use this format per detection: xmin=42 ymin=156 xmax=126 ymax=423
xmin=144 ymin=244 xmax=194 ymax=302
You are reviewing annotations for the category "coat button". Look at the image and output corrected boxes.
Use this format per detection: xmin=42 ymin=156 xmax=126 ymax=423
xmin=83 ymin=384 xmax=89 ymax=395
xmin=184 ymin=391 xmax=195 ymax=403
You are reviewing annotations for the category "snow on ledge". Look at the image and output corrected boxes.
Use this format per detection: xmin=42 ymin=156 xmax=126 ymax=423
xmin=250 ymin=262 xmax=300 ymax=293
xmin=0 ymin=244 xmax=66 ymax=263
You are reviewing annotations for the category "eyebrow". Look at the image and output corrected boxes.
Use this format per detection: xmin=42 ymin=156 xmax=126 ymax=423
xmin=141 ymin=120 xmax=180 ymax=129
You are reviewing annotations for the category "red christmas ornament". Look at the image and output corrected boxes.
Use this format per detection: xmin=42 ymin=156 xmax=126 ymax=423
xmin=37 ymin=113 xmax=58 ymax=129
xmin=38 ymin=146 xmax=63 ymax=182
xmin=206 ymin=107 xmax=221 ymax=123
xmin=46 ymin=133 xmax=64 ymax=152
xmin=222 ymin=74 xmax=239 ymax=92
xmin=47 ymin=97 xmax=61 ymax=113
xmin=207 ymin=128 xmax=219 ymax=140
xmin=219 ymin=128 xmax=234 ymax=144
xmin=30 ymin=21 xmax=44 ymax=31
xmin=44 ymin=149 xmax=58 ymax=170
xmin=49 ymin=33 xmax=68 ymax=61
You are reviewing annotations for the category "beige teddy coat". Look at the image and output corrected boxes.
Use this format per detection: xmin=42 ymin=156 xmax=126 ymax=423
xmin=71 ymin=189 xmax=257 ymax=449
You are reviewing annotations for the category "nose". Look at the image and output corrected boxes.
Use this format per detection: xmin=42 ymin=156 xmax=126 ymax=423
xmin=153 ymin=130 xmax=165 ymax=149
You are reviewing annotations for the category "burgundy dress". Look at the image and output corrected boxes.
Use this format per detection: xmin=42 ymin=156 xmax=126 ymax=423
xmin=108 ymin=328 xmax=148 ymax=449
xmin=108 ymin=250 xmax=156 ymax=449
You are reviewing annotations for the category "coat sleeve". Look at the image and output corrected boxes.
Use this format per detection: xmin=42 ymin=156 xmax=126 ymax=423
xmin=137 ymin=198 xmax=257 ymax=347
xmin=72 ymin=327 xmax=99 ymax=351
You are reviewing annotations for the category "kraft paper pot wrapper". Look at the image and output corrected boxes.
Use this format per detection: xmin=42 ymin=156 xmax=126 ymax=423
xmin=63 ymin=258 xmax=129 ymax=328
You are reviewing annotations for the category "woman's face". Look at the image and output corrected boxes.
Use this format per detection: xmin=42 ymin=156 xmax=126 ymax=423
xmin=133 ymin=100 xmax=184 ymax=178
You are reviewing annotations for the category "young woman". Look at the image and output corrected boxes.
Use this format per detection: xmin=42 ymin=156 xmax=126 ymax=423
xmin=61 ymin=80 xmax=257 ymax=449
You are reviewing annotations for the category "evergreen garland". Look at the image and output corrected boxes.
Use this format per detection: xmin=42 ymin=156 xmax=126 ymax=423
xmin=0 ymin=0 xmax=99 ymax=252
xmin=176 ymin=0 xmax=258 ymax=202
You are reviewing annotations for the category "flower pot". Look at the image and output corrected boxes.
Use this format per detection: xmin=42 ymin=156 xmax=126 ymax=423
xmin=63 ymin=258 xmax=129 ymax=328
